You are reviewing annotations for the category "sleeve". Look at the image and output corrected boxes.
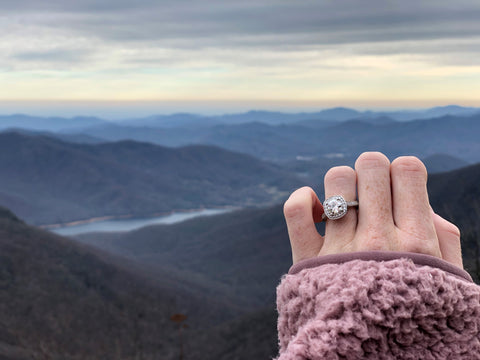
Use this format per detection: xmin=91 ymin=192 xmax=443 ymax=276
xmin=275 ymin=251 xmax=480 ymax=360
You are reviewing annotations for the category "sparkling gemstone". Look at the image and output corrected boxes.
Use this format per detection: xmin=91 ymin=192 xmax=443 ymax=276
xmin=331 ymin=201 xmax=342 ymax=214
xmin=324 ymin=195 xmax=348 ymax=220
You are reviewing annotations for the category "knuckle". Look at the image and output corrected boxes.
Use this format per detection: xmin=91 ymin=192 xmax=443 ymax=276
xmin=360 ymin=235 xmax=391 ymax=251
xmin=403 ymin=238 xmax=441 ymax=257
xmin=357 ymin=225 xmax=395 ymax=251
xmin=283 ymin=200 xmax=304 ymax=219
xmin=446 ymin=223 xmax=461 ymax=238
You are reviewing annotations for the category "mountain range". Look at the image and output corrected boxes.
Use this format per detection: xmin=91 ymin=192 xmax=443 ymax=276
xmin=2 ymin=106 xmax=478 ymax=167
xmin=1 ymin=104 xmax=479 ymax=359
xmin=0 ymin=128 xmax=472 ymax=227
xmin=73 ymin=104 xmax=480 ymax=127
xmin=0 ymin=131 xmax=299 ymax=226
xmin=55 ymin=113 xmax=480 ymax=164
xmin=1 ymin=105 xmax=478 ymax=131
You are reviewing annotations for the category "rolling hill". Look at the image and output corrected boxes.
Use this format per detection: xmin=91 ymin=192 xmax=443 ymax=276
xmin=428 ymin=162 xmax=480 ymax=228
xmin=0 ymin=206 xmax=178 ymax=359
xmin=74 ymin=204 xmax=297 ymax=309
xmin=0 ymin=204 xmax=278 ymax=359
xmin=422 ymin=153 xmax=469 ymax=174
xmin=0 ymin=131 xmax=299 ymax=226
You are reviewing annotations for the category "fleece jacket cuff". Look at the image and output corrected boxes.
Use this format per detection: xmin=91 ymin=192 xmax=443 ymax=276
xmin=289 ymin=251 xmax=473 ymax=283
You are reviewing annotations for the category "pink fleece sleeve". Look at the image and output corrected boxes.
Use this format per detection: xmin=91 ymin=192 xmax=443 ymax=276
xmin=276 ymin=252 xmax=480 ymax=359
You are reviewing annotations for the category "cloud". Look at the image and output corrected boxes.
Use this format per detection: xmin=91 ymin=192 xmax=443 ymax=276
xmin=1 ymin=0 xmax=479 ymax=72
xmin=1 ymin=0 xmax=479 ymax=103
xmin=3 ymin=1 xmax=480 ymax=47
xmin=13 ymin=48 xmax=93 ymax=63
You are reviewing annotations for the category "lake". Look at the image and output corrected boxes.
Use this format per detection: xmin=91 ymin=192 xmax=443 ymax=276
xmin=51 ymin=208 xmax=233 ymax=236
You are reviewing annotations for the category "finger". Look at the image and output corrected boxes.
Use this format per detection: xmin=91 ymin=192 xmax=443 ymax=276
xmin=283 ymin=187 xmax=324 ymax=264
xmin=355 ymin=152 xmax=394 ymax=245
xmin=322 ymin=166 xmax=357 ymax=253
xmin=432 ymin=211 xmax=463 ymax=268
xmin=391 ymin=157 xmax=438 ymax=254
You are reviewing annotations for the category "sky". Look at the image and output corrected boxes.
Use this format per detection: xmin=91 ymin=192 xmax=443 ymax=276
xmin=1 ymin=0 xmax=480 ymax=116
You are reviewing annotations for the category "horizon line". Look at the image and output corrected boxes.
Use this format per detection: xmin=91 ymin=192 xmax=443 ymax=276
xmin=0 ymin=100 xmax=478 ymax=120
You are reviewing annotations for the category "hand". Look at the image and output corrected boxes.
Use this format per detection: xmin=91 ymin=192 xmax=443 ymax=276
xmin=283 ymin=152 xmax=463 ymax=268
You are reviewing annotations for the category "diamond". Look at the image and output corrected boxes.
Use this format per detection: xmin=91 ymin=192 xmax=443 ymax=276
xmin=323 ymin=195 xmax=348 ymax=220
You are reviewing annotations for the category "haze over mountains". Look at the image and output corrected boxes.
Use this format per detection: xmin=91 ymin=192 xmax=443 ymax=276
xmin=2 ymin=104 xmax=477 ymax=130
xmin=67 ymin=113 xmax=479 ymax=162
xmin=0 ymin=128 xmax=470 ymax=227
xmin=1 ymin=105 xmax=477 ymax=170
xmin=0 ymin=105 xmax=477 ymax=229
xmin=0 ymin=114 xmax=107 ymax=132
xmin=2 ymin=106 xmax=478 ymax=165
xmin=1 ymin=106 xmax=469 ymax=165
xmin=0 ymin=105 xmax=477 ymax=227
xmin=0 ymin=104 xmax=479 ymax=359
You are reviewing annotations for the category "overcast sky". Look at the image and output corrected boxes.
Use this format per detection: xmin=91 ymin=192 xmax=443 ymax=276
xmin=1 ymin=0 xmax=480 ymax=114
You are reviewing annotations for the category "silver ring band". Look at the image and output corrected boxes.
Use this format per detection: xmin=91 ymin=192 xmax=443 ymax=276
xmin=322 ymin=195 xmax=358 ymax=221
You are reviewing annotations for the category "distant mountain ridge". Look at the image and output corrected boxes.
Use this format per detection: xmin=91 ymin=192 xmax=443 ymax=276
xmin=113 ymin=105 xmax=480 ymax=127
xmin=3 ymin=106 xmax=479 ymax=165
xmin=0 ymin=114 xmax=109 ymax=131
xmin=64 ymin=113 xmax=480 ymax=163
xmin=2 ymin=105 xmax=478 ymax=132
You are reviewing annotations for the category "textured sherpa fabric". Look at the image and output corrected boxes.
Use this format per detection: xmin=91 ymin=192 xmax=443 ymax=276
xmin=276 ymin=255 xmax=480 ymax=359
xmin=289 ymin=251 xmax=473 ymax=282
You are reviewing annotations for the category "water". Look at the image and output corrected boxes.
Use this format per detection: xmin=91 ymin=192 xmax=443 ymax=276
xmin=50 ymin=208 xmax=232 ymax=236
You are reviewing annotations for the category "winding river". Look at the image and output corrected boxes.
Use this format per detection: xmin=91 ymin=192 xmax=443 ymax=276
xmin=50 ymin=208 xmax=233 ymax=236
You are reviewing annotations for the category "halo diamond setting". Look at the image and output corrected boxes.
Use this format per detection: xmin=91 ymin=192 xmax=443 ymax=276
xmin=323 ymin=195 xmax=349 ymax=220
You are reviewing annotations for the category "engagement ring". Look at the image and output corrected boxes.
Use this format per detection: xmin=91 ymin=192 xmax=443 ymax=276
xmin=322 ymin=195 xmax=358 ymax=221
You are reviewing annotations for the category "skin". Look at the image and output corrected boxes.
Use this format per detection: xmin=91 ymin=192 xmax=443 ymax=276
xmin=283 ymin=152 xmax=463 ymax=268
